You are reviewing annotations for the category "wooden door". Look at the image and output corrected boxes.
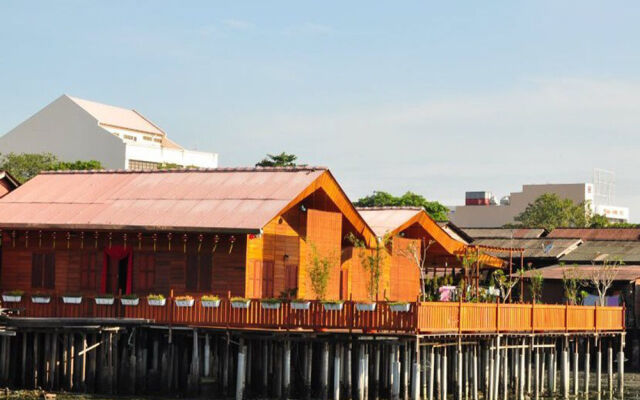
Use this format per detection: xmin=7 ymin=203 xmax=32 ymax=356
xmin=262 ymin=261 xmax=274 ymax=298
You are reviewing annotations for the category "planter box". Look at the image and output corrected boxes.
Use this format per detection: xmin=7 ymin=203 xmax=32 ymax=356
xmin=231 ymin=300 xmax=251 ymax=309
xmin=261 ymin=302 xmax=281 ymax=310
xmin=390 ymin=303 xmax=411 ymax=312
xmin=175 ymin=299 xmax=195 ymax=307
xmin=121 ymin=298 xmax=140 ymax=306
xmin=95 ymin=297 xmax=115 ymax=306
xmin=290 ymin=301 xmax=311 ymax=310
xmin=148 ymin=298 xmax=166 ymax=307
xmin=323 ymin=302 xmax=344 ymax=311
xmin=2 ymin=295 xmax=22 ymax=303
xmin=356 ymin=303 xmax=377 ymax=312
xmin=62 ymin=296 xmax=82 ymax=304
xmin=31 ymin=296 xmax=51 ymax=304
xmin=201 ymin=299 xmax=221 ymax=308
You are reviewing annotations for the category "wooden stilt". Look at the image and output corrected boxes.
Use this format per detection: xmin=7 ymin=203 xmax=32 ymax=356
xmin=334 ymin=342 xmax=342 ymax=400
xmin=618 ymin=334 xmax=625 ymax=399
xmin=236 ymin=339 xmax=246 ymax=400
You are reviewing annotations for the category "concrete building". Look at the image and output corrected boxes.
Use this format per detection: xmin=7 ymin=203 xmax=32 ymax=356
xmin=450 ymin=182 xmax=629 ymax=227
xmin=0 ymin=95 xmax=218 ymax=170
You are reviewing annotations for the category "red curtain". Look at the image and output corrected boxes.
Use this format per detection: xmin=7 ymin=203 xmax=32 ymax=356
xmin=101 ymin=246 xmax=133 ymax=294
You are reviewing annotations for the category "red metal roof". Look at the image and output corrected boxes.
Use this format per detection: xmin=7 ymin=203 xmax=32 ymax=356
xmin=0 ymin=168 xmax=326 ymax=233
xmin=546 ymin=228 xmax=640 ymax=241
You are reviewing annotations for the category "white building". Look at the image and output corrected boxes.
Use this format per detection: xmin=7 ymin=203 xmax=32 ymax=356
xmin=450 ymin=183 xmax=629 ymax=227
xmin=0 ymin=95 xmax=218 ymax=170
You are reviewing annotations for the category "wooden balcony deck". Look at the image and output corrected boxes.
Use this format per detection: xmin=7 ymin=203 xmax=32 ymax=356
xmin=2 ymin=293 xmax=624 ymax=334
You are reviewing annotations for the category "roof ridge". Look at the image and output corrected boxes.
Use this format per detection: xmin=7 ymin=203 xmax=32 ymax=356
xmin=40 ymin=166 xmax=328 ymax=175
xmin=356 ymin=206 xmax=424 ymax=211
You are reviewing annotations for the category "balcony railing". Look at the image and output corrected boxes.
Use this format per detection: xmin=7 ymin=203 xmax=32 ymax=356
xmin=2 ymin=293 xmax=624 ymax=334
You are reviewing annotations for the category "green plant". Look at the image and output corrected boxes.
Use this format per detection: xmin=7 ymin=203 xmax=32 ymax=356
xmin=308 ymin=243 xmax=334 ymax=301
xmin=231 ymin=297 xmax=249 ymax=302
xmin=291 ymin=298 xmax=309 ymax=303
xmin=562 ymin=265 xmax=583 ymax=305
xmin=261 ymin=298 xmax=282 ymax=304
xmin=388 ymin=301 xmax=409 ymax=306
xmin=492 ymin=269 xmax=522 ymax=301
xmin=321 ymin=300 xmax=344 ymax=305
xmin=31 ymin=292 xmax=50 ymax=297
xmin=347 ymin=233 xmax=389 ymax=302
xmin=175 ymin=295 xmax=193 ymax=301
xmin=63 ymin=293 xmax=82 ymax=297
xmin=121 ymin=294 xmax=139 ymax=300
xmin=147 ymin=294 xmax=165 ymax=300
xmin=529 ymin=270 xmax=544 ymax=303
xmin=4 ymin=290 xmax=24 ymax=296
xmin=201 ymin=294 xmax=220 ymax=302
xmin=279 ymin=288 xmax=298 ymax=300
xmin=95 ymin=293 xmax=114 ymax=299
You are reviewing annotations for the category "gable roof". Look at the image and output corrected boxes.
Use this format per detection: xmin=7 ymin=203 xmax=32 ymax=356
xmin=0 ymin=167 xmax=375 ymax=237
xmin=547 ymin=228 xmax=640 ymax=241
xmin=521 ymin=264 xmax=640 ymax=281
xmin=473 ymin=238 xmax=582 ymax=259
xmin=460 ymin=227 xmax=547 ymax=240
xmin=559 ymin=240 xmax=640 ymax=263
xmin=357 ymin=207 xmax=423 ymax=237
xmin=67 ymin=95 xmax=165 ymax=136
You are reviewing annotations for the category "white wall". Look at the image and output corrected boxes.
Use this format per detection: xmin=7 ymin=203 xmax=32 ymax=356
xmin=125 ymin=143 xmax=218 ymax=168
xmin=0 ymin=95 xmax=126 ymax=169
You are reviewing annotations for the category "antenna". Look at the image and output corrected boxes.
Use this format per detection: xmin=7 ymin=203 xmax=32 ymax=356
xmin=542 ymin=241 xmax=553 ymax=255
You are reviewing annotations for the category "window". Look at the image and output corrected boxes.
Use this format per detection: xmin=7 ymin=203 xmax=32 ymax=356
xmin=186 ymin=254 xmax=212 ymax=292
xmin=80 ymin=252 xmax=98 ymax=290
xmin=31 ymin=252 xmax=55 ymax=289
xmin=123 ymin=134 xmax=137 ymax=141
xmin=128 ymin=159 xmax=160 ymax=171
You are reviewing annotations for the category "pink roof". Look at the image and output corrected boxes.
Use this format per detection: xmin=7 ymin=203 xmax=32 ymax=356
xmin=356 ymin=207 xmax=422 ymax=236
xmin=68 ymin=95 xmax=165 ymax=136
xmin=0 ymin=168 xmax=326 ymax=233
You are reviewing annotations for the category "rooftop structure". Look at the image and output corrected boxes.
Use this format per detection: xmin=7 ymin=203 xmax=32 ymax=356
xmin=0 ymin=95 xmax=218 ymax=170
xmin=547 ymin=228 xmax=640 ymax=241
xmin=459 ymin=227 xmax=547 ymax=240
xmin=450 ymin=182 xmax=630 ymax=227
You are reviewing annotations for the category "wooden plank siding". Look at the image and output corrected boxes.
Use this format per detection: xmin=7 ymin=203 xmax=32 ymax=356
xmin=390 ymin=237 xmax=422 ymax=301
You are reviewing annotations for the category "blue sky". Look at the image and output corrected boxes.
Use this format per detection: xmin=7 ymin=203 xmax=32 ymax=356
xmin=1 ymin=1 xmax=640 ymax=219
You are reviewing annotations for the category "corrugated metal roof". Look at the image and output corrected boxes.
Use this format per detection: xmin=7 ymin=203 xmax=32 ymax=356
xmin=437 ymin=222 xmax=470 ymax=244
xmin=460 ymin=227 xmax=546 ymax=239
xmin=547 ymin=228 xmax=640 ymax=241
xmin=522 ymin=264 xmax=640 ymax=281
xmin=0 ymin=168 xmax=327 ymax=232
xmin=356 ymin=207 xmax=422 ymax=237
xmin=560 ymin=240 xmax=640 ymax=263
xmin=472 ymin=238 xmax=582 ymax=258
xmin=68 ymin=95 xmax=165 ymax=136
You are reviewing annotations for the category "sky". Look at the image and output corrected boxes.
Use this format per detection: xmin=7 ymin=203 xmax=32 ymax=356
xmin=1 ymin=1 xmax=640 ymax=219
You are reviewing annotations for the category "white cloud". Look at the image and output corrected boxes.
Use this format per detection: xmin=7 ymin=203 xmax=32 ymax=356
xmin=222 ymin=19 xmax=254 ymax=30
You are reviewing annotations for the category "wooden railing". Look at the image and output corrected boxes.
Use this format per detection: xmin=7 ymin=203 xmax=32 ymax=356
xmin=2 ymin=293 xmax=625 ymax=334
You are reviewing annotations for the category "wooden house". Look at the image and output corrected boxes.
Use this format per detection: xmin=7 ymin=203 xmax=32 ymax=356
xmin=354 ymin=207 xmax=504 ymax=301
xmin=0 ymin=167 xmax=377 ymax=301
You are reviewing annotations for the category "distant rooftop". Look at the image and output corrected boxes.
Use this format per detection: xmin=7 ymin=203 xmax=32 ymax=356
xmin=460 ymin=227 xmax=547 ymax=240
xmin=547 ymin=228 xmax=640 ymax=241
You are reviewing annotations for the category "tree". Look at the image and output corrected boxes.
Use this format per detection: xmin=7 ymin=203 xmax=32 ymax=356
xmin=0 ymin=152 xmax=103 ymax=183
xmin=512 ymin=194 xmax=589 ymax=230
xmin=347 ymin=233 xmax=390 ymax=302
xmin=354 ymin=191 xmax=449 ymax=221
xmin=492 ymin=268 xmax=523 ymax=301
xmin=529 ymin=270 xmax=544 ymax=304
xmin=588 ymin=213 xmax=610 ymax=228
xmin=397 ymin=238 xmax=435 ymax=300
xmin=307 ymin=243 xmax=334 ymax=300
xmin=255 ymin=152 xmax=299 ymax=167
xmin=589 ymin=255 xmax=621 ymax=306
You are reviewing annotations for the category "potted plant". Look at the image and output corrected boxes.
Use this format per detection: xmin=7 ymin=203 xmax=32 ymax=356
xmin=389 ymin=301 xmax=411 ymax=312
xmin=2 ymin=290 xmax=24 ymax=303
xmin=356 ymin=302 xmax=377 ymax=312
xmin=201 ymin=294 xmax=221 ymax=308
xmin=147 ymin=294 xmax=166 ymax=307
xmin=175 ymin=295 xmax=195 ymax=307
xmin=31 ymin=293 xmax=51 ymax=304
xmin=120 ymin=294 xmax=140 ymax=306
xmin=261 ymin=298 xmax=282 ymax=310
xmin=290 ymin=298 xmax=311 ymax=310
xmin=95 ymin=294 xmax=115 ymax=305
xmin=62 ymin=293 xmax=83 ymax=304
xmin=322 ymin=300 xmax=344 ymax=311
xmin=231 ymin=297 xmax=251 ymax=309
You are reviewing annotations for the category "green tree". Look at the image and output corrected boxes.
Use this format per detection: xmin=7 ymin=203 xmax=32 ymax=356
xmin=0 ymin=152 xmax=104 ymax=183
xmin=512 ymin=194 xmax=588 ymax=230
xmin=354 ymin=190 xmax=449 ymax=221
xmin=307 ymin=243 xmax=334 ymax=300
xmin=588 ymin=213 xmax=610 ymax=228
xmin=255 ymin=152 xmax=299 ymax=167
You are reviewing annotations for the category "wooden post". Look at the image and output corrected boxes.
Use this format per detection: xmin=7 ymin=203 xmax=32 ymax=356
xmin=585 ymin=338 xmax=591 ymax=398
xmin=548 ymin=345 xmax=555 ymax=395
xmin=334 ymin=342 xmax=342 ymax=400
xmin=322 ymin=341 xmax=330 ymax=400
xmin=375 ymin=343 xmax=381 ymax=400
xmin=412 ymin=338 xmax=420 ymax=400
xmin=618 ymin=334 xmax=625 ymax=399
xmin=493 ymin=336 xmax=500 ymax=400
xmin=236 ymin=339 xmax=246 ymax=400
xmin=472 ymin=345 xmax=478 ymax=400
xmin=608 ymin=341 xmax=613 ymax=398
xmin=562 ymin=338 xmax=569 ymax=400
xmin=263 ymin=340 xmax=270 ymax=397
xmin=457 ymin=343 xmax=463 ymax=400
xmin=50 ymin=332 xmax=58 ymax=390
xmin=501 ymin=345 xmax=507 ymax=400
xmin=284 ymin=340 xmax=291 ymax=400
xmin=81 ymin=333 xmax=87 ymax=392
xmin=429 ymin=347 xmax=435 ymax=400
xmin=442 ymin=346 xmax=447 ymax=400
xmin=204 ymin=334 xmax=211 ymax=377
xmin=21 ymin=332 xmax=27 ymax=388
xmin=346 ymin=341 xmax=352 ymax=400
xmin=403 ymin=343 xmax=409 ymax=400
xmin=364 ymin=345 xmax=370 ymax=400
xmin=358 ymin=344 xmax=365 ymax=400
xmin=34 ymin=332 xmax=40 ymax=389
xmin=392 ymin=344 xmax=400 ymax=400
xmin=597 ymin=338 xmax=602 ymax=400
xmin=573 ymin=339 xmax=579 ymax=397
xmin=519 ymin=340 xmax=525 ymax=400
xmin=540 ymin=348 xmax=546 ymax=396
xmin=223 ymin=333 xmax=230 ymax=396
xmin=535 ymin=344 xmax=540 ymax=400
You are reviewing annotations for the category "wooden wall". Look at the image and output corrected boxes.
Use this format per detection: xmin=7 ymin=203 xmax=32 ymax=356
xmin=0 ymin=230 xmax=248 ymax=297
xmin=343 ymin=246 xmax=392 ymax=302
xmin=390 ymin=237 xmax=421 ymax=301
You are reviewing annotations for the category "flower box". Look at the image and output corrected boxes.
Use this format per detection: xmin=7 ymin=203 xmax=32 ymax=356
xmin=175 ymin=298 xmax=195 ymax=307
xmin=231 ymin=299 xmax=251 ymax=309
xmin=147 ymin=298 xmax=166 ymax=307
xmin=261 ymin=301 xmax=281 ymax=310
xmin=31 ymin=296 xmax=51 ymax=304
xmin=322 ymin=302 xmax=344 ymax=311
xmin=62 ymin=296 xmax=82 ymax=304
xmin=389 ymin=303 xmax=411 ymax=312
xmin=290 ymin=300 xmax=311 ymax=310
xmin=121 ymin=297 xmax=140 ymax=306
xmin=95 ymin=297 xmax=115 ymax=306
xmin=201 ymin=299 xmax=221 ymax=308
xmin=2 ymin=295 xmax=22 ymax=303
xmin=356 ymin=302 xmax=377 ymax=312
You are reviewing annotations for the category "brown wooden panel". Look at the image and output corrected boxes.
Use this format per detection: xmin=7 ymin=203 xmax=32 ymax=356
xmin=303 ymin=209 xmax=342 ymax=300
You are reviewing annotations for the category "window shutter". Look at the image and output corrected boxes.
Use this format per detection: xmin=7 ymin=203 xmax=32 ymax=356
xmin=285 ymin=264 xmax=298 ymax=291
xmin=31 ymin=253 xmax=43 ymax=288
xmin=43 ymin=253 xmax=55 ymax=289
xmin=262 ymin=261 xmax=274 ymax=298
xmin=186 ymin=254 xmax=198 ymax=291
xmin=199 ymin=255 xmax=212 ymax=292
